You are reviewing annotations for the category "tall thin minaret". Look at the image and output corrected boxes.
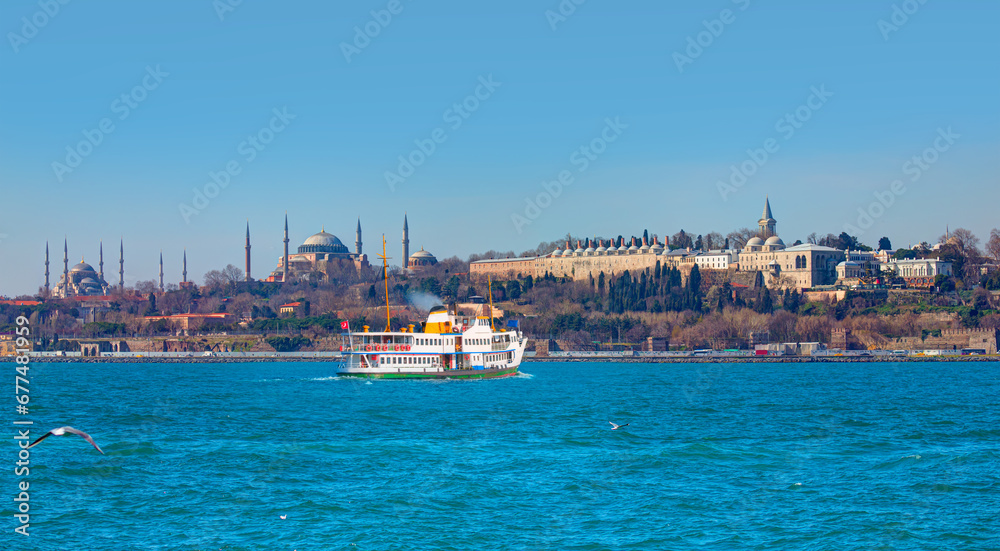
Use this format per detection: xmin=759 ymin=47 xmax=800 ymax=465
xmin=44 ymin=242 xmax=50 ymax=295
xmin=183 ymin=249 xmax=188 ymax=283
xmin=63 ymin=238 xmax=69 ymax=297
xmin=119 ymin=238 xmax=124 ymax=289
xmin=356 ymin=218 xmax=363 ymax=255
xmin=98 ymin=240 xmax=104 ymax=280
xmin=402 ymin=213 xmax=409 ymax=270
xmin=282 ymin=213 xmax=290 ymax=283
xmin=245 ymin=221 xmax=252 ymax=282
xmin=159 ymin=251 xmax=164 ymax=292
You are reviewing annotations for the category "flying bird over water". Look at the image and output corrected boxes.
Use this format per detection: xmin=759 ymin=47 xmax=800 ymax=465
xmin=27 ymin=426 xmax=104 ymax=454
xmin=609 ymin=421 xmax=629 ymax=430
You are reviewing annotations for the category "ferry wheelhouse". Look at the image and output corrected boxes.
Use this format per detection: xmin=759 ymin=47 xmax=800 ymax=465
xmin=337 ymin=305 xmax=525 ymax=379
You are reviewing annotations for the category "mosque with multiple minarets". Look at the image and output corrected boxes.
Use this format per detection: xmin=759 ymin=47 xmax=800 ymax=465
xmin=261 ymin=213 xmax=437 ymax=283
xmin=46 ymin=238 xmax=190 ymax=298
xmin=44 ymin=213 xmax=438 ymax=297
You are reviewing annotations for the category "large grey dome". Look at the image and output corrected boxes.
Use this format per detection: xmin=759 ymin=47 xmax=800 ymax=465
xmin=298 ymin=230 xmax=348 ymax=254
xmin=70 ymin=261 xmax=96 ymax=273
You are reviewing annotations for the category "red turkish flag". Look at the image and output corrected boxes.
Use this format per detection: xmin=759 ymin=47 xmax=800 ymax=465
xmin=340 ymin=321 xmax=349 ymax=330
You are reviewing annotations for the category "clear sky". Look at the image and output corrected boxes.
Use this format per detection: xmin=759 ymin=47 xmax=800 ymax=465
xmin=1 ymin=0 xmax=997 ymax=295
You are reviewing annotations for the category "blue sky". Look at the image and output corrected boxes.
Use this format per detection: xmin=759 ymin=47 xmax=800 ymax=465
xmin=1 ymin=0 xmax=997 ymax=295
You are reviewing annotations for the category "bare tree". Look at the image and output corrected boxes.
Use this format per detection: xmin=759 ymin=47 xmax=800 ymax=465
xmin=703 ymin=232 xmax=724 ymax=251
xmin=986 ymin=229 xmax=1000 ymax=262
xmin=817 ymin=233 xmax=839 ymax=248
xmin=726 ymin=228 xmax=757 ymax=249
xmin=203 ymin=270 xmax=225 ymax=288
xmin=222 ymin=264 xmax=244 ymax=284
xmin=135 ymin=280 xmax=157 ymax=294
xmin=938 ymin=227 xmax=981 ymax=254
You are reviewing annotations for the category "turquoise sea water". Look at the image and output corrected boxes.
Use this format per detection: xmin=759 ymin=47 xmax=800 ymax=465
xmin=3 ymin=361 xmax=999 ymax=550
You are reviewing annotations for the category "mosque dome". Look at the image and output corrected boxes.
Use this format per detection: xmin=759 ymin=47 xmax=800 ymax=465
xmin=595 ymin=241 xmax=607 ymax=254
xmin=551 ymin=246 xmax=563 ymax=256
xmin=408 ymin=247 xmax=437 ymax=268
xmin=70 ymin=261 xmax=96 ymax=273
xmin=764 ymin=236 xmax=785 ymax=248
xmin=746 ymin=237 xmax=764 ymax=248
xmin=298 ymin=230 xmax=349 ymax=254
xmin=410 ymin=248 xmax=436 ymax=261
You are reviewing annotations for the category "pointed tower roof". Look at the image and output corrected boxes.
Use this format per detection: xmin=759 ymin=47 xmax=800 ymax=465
xmin=403 ymin=212 xmax=408 ymax=231
xmin=762 ymin=196 xmax=775 ymax=221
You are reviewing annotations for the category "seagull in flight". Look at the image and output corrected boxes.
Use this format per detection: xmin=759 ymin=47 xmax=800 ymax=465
xmin=609 ymin=421 xmax=629 ymax=430
xmin=27 ymin=427 xmax=104 ymax=454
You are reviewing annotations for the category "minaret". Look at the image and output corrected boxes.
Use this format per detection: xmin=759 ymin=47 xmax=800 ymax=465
xmin=44 ymin=242 xmax=50 ymax=295
xmin=356 ymin=218 xmax=362 ymax=255
xmin=758 ymin=196 xmax=777 ymax=238
xmin=245 ymin=221 xmax=252 ymax=282
xmin=119 ymin=238 xmax=124 ymax=289
xmin=98 ymin=241 xmax=104 ymax=282
xmin=282 ymin=213 xmax=290 ymax=283
xmin=159 ymin=251 xmax=164 ymax=292
xmin=63 ymin=238 xmax=69 ymax=297
xmin=183 ymin=249 xmax=188 ymax=283
xmin=402 ymin=213 xmax=409 ymax=270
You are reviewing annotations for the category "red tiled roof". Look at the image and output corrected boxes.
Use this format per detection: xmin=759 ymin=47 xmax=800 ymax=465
xmin=280 ymin=302 xmax=302 ymax=308
xmin=0 ymin=300 xmax=40 ymax=306
xmin=144 ymin=313 xmax=232 ymax=320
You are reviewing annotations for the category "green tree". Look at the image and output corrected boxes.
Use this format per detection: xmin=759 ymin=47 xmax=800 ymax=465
xmin=878 ymin=236 xmax=892 ymax=250
xmin=506 ymin=280 xmax=522 ymax=300
xmin=443 ymin=276 xmax=460 ymax=299
xmin=419 ymin=277 xmax=442 ymax=296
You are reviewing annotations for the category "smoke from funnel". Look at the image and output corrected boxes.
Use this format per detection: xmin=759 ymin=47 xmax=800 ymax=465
xmin=406 ymin=291 xmax=444 ymax=313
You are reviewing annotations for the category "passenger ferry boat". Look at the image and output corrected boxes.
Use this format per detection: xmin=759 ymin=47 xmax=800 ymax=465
xmin=336 ymin=234 xmax=525 ymax=379
xmin=337 ymin=305 xmax=525 ymax=379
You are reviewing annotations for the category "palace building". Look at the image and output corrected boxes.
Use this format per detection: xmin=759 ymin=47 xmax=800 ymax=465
xmin=470 ymin=197 xmax=845 ymax=290
xmin=736 ymin=198 xmax=844 ymax=289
